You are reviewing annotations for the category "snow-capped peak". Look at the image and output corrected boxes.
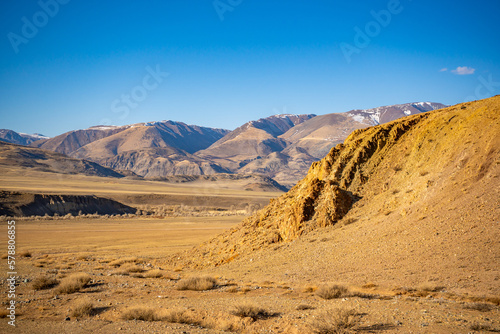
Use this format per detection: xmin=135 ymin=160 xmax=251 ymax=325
xmin=18 ymin=132 xmax=49 ymax=139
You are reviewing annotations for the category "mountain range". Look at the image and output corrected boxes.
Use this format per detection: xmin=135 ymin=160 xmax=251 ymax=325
xmin=1 ymin=102 xmax=446 ymax=188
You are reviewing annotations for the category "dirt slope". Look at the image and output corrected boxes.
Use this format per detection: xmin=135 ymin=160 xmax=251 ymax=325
xmin=171 ymin=96 xmax=500 ymax=296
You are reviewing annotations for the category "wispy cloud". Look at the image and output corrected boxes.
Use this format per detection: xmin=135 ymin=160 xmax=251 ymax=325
xmin=439 ymin=68 xmax=448 ymax=72
xmin=451 ymin=66 xmax=475 ymax=75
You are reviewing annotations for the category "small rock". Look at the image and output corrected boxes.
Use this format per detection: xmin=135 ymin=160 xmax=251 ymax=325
xmin=65 ymin=317 xmax=70 ymax=321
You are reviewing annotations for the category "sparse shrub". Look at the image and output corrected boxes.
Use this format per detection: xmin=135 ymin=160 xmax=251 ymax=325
xmin=232 ymin=304 xmax=271 ymax=320
xmin=32 ymin=276 xmax=59 ymax=290
xmin=393 ymin=165 xmax=402 ymax=172
xmin=316 ymin=285 xmax=349 ymax=300
xmin=297 ymin=305 xmax=315 ymax=310
xmin=311 ymin=309 xmax=360 ymax=334
xmin=419 ymin=171 xmax=429 ymax=176
xmin=54 ymin=272 xmax=91 ymax=294
xmin=71 ymin=299 xmax=94 ymax=317
xmin=121 ymin=307 xmax=159 ymax=321
xmin=177 ymin=276 xmax=217 ymax=291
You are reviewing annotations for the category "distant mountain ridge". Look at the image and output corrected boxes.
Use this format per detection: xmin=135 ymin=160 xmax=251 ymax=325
xmin=0 ymin=129 xmax=49 ymax=146
xmin=2 ymin=101 xmax=446 ymax=187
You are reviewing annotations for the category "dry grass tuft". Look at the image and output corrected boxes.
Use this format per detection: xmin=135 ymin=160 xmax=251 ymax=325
xmin=19 ymin=250 xmax=32 ymax=258
xmin=232 ymin=304 xmax=271 ymax=320
xmin=349 ymin=291 xmax=380 ymax=299
xmin=417 ymin=283 xmax=445 ymax=292
xmin=32 ymin=276 xmax=59 ymax=290
xmin=143 ymin=269 xmax=165 ymax=278
xmin=121 ymin=307 xmax=159 ymax=321
xmin=485 ymin=296 xmax=500 ymax=305
xmin=316 ymin=285 xmax=349 ymax=300
xmin=0 ymin=309 xmax=9 ymax=318
xmin=54 ymin=272 xmax=91 ymax=294
xmin=470 ymin=323 xmax=493 ymax=331
xmin=113 ymin=263 xmax=144 ymax=275
xmin=227 ymin=286 xmax=239 ymax=293
xmin=161 ymin=309 xmax=198 ymax=324
xmin=297 ymin=304 xmax=315 ymax=310
xmin=311 ymin=308 xmax=360 ymax=334
xmin=463 ymin=303 xmax=494 ymax=312
xmin=177 ymin=276 xmax=217 ymax=291
xmin=303 ymin=285 xmax=318 ymax=293
xmin=108 ymin=257 xmax=139 ymax=267
xmin=71 ymin=299 xmax=94 ymax=318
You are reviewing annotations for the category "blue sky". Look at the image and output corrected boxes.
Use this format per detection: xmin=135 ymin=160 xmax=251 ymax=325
xmin=0 ymin=0 xmax=499 ymax=136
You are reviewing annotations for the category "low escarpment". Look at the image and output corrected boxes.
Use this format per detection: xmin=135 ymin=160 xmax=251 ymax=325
xmin=0 ymin=191 xmax=137 ymax=217
xmin=171 ymin=96 xmax=499 ymax=270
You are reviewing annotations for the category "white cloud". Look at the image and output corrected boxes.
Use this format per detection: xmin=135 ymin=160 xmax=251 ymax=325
xmin=451 ymin=66 xmax=475 ymax=75
xmin=439 ymin=68 xmax=448 ymax=72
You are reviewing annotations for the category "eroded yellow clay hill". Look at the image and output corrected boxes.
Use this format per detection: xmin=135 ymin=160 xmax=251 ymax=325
xmin=171 ymin=96 xmax=499 ymax=275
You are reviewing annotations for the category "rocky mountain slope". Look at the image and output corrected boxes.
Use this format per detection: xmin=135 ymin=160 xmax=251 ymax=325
xmin=197 ymin=114 xmax=315 ymax=167
xmin=32 ymin=126 xmax=129 ymax=155
xmin=33 ymin=121 xmax=229 ymax=156
xmin=171 ymin=96 xmax=499 ymax=295
xmin=69 ymin=122 xmax=231 ymax=177
xmin=200 ymin=102 xmax=446 ymax=187
xmin=0 ymin=129 xmax=48 ymax=146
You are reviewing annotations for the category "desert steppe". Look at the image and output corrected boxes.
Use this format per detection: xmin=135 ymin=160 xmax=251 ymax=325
xmin=1 ymin=97 xmax=499 ymax=333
